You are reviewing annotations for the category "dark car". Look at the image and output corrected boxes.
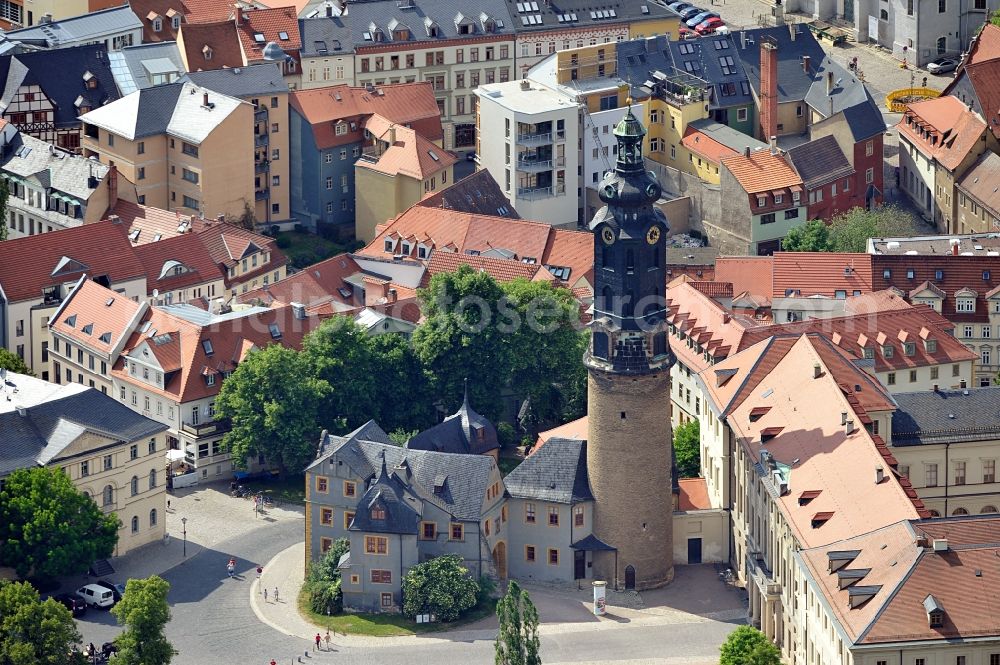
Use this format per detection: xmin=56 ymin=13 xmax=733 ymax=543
xmin=686 ymin=10 xmax=720 ymax=27
xmin=52 ymin=593 xmax=87 ymax=616
xmin=678 ymin=6 xmax=704 ymax=19
xmin=668 ymin=1 xmax=692 ymax=11
xmin=94 ymin=579 xmax=125 ymax=604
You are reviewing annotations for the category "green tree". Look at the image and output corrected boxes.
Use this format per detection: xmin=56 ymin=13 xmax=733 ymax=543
xmin=307 ymin=538 xmax=350 ymax=584
xmin=214 ymin=344 xmax=330 ymax=474
xmin=0 ymin=467 xmax=118 ymax=580
xmin=0 ymin=347 xmax=32 ymax=376
xmin=991 ymin=8 xmax=1000 ymax=25
xmin=780 ymin=219 xmax=831 ymax=252
xmin=301 ymin=317 xmax=377 ymax=432
xmin=413 ymin=265 xmax=512 ymax=422
xmin=674 ymin=419 xmax=701 ymax=478
xmin=494 ymin=580 xmax=541 ymax=665
xmin=719 ymin=625 xmax=781 ymax=665
xmin=827 ymin=205 xmax=915 ymax=252
xmin=0 ymin=580 xmax=81 ymax=664
xmin=368 ymin=333 xmax=436 ymax=432
xmin=305 ymin=539 xmax=349 ymax=615
xmin=401 ymin=554 xmax=479 ymax=622
xmin=388 ymin=428 xmax=419 ymax=446
xmin=111 ymin=576 xmax=175 ymax=665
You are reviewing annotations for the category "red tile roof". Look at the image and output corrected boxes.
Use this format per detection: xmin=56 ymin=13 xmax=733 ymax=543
xmin=677 ymin=478 xmax=711 ymax=511
xmin=963 ymin=23 xmax=1000 ymax=67
xmin=772 ymin=252 xmax=873 ymax=298
xmin=112 ymin=200 xmax=205 ymax=246
xmin=290 ymin=83 xmax=443 ymax=150
xmin=50 ymin=279 xmax=144 ymax=355
xmin=532 ymin=416 xmax=587 ymax=452
xmin=195 ymin=222 xmax=287 ymax=286
xmin=682 ymin=126 xmax=739 ymax=164
xmin=129 ymin=0 xmax=189 ymax=42
xmin=962 ymin=61 xmax=1000 ymax=140
xmin=423 ymin=251 xmax=543 ymax=285
xmin=714 ymin=256 xmax=774 ymax=299
xmin=362 ymin=206 xmax=594 ymax=289
xmin=179 ymin=21 xmax=245 ymax=71
xmin=182 ymin=0 xmax=236 ymax=22
xmin=721 ymin=150 xmax=803 ymax=194
xmin=133 ymin=232 xmax=222 ymax=294
xmin=896 ymin=96 xmax=987 ymax=171
xmin=356 ymin=121 xmax=457 ymax=180
xmin=873 ymin=254 xmax=1000 ymax=324
xmin=239 ymin=253 xmax=362 ymax=310
xmin=235 ymin=6 xmax=301 ymax=63
xmin=0 ymin=219 xmax=144 ymax=303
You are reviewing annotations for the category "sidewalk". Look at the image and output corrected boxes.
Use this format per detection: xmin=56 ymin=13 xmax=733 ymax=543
xmin=253 ymin=542 xmax=735 ymax=650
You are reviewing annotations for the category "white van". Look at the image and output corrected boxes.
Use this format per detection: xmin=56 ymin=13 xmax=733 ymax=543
xmin=76 ymin=584 xmax=115 ymax=608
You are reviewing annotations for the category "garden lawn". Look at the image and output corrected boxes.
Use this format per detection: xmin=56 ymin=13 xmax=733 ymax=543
xmin=239 ymin=473 xmax=306 ymax=505
xmin=275 ymin=231 xmax=349 ymax=270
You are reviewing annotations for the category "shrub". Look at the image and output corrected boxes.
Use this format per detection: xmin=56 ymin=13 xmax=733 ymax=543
xmin=401 ymin=554 xmax=478 ymax=622
xmin=274 ymin=234 xmax=291 ymax=249
xmin=720 ymin=625 xmax=781 ymax=665
xmin=497 ymin=422 xmax=517 ymax=448
xmin=308 ymin=579 xmax=343 ymax=616
xmin=308 ymin=538 xmax=349 ymax=584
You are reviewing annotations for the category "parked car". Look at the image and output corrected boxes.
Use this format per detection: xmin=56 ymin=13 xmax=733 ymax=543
xmin=52 ymin=593 xmax=87 ymax=616
xmin=678 ymin=6 xmax=704 ymax=20
xmin=76 ymin=584 xmax=115 ymax=609
xmin=686 ymin=10 xmax=720 ymax=27
xmin=668 ymin=1 xmax=692 ymax=11
xmin=926 ymin=57 xmax=958 ymax=74
xmin=94 ymin=579 xmax=126 ymax=603
xmin=695 ymin=16 xmax=725 ymax=34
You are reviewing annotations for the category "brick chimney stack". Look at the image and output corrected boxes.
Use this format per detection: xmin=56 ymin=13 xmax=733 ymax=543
xmin=759 ymin=37 xmax=779 ymax=143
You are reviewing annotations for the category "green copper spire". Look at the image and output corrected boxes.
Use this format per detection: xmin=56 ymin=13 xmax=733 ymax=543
xmin=613 ymin=101 xmax=646 ymax=173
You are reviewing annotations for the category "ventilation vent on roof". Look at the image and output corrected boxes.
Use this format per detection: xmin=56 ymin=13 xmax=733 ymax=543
xmin=836 ymin=568 xmax=872 ymax=589
xmin=798 ymin=490 xmax=821 ymax=506
xmin=811 ymin=511 xmax=834 ymax=528
xmin=848 ymin=585 xmax=882 ymax=608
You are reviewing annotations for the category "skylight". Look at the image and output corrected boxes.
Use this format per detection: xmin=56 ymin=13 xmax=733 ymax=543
xmin=278 ymin=31 xmax=289 ymax=40
xmin=99 ymin=332 xmax=112 ymax=344
xmin=254 ymin=32 xmax=266 ymax=43
xmin=82 ymin=323 xmax=94 ymax=335
xmin=428 ymin=150 xmax=439 ymax=161
xmin=202 ymin=339 xmax=214 ymax=356
xmin=268 ymin=323 xmax=282 ymax=339
xmin=65 ymin=314 xmax=77 ymax=328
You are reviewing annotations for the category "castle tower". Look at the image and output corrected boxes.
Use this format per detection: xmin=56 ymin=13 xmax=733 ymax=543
xmin=584 ymin=104 xmax=675 ymax=591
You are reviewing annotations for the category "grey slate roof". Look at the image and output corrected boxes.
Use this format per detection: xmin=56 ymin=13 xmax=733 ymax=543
xmin=687 ymin=118 xmax=767 ymax=153
xmin=184 ymin=63 xmax=286 ymax=99
xmin=350 ymin=453 xmax=422 ymax=534
xmin=504 ymin=437 xmax=593 ymax=504
xmin=406 ymin=390 xmax=499 ymax=456
xmin=1 ymin=133 xmax=109 ymax=203
xmin=419 ymin=169 xmax=520 ymax=219
xmin=0 ymin=381 xmax=167 ymax=477
xmin=5 ymin=6 xmax=142 ymax=49
xmin=298 ymin=0 xmax=516 ymax=55
xmin=891 ymin=387 xmax=1000 ymax=446
xmin=802 ymin=55 xmax=868 ymax=120
xmin=787 ymin=134 xmax=854 ymax=189
xmin=502 ymin=0 xmax=673 ymax=33
xmin=0 ymin=44 xmax=120 ymax=129
xmin=107 ymin=42 xmax=185 ymax=95
xmin=840 ymin=92 xmax=886 ymax=142
xmin=311 ymin=430 xmax=495 ymax=521
xmin=736 ymin=25 xmax=826 ymax=103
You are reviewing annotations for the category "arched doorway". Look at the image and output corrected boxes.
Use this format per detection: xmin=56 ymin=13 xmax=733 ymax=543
xmin=624 ymin=565 xmax=636 ymax=590
xmin=492 ymin=542 xmax=507 ymax=579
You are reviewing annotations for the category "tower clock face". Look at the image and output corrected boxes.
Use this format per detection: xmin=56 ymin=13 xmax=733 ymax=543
xmin=603 ymin=184 xmax=617 ymax=200
xmin=645 ymin=183 xmax=661 ymax=200
xmin=601 ymin=226 xmax=616 ymax=245
xmin=646 ymin=225 xmax=661 ymax=245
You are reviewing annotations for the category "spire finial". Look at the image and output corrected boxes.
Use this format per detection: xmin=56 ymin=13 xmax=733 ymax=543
xmin=462 ymin=377 xmax=470 ymax=408
xmin=378 ymin=450 xmax=387 ymax=478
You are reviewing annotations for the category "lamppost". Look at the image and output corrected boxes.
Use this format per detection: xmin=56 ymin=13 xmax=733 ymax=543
xmin=181 ymin=517 xmax=187 ymax=557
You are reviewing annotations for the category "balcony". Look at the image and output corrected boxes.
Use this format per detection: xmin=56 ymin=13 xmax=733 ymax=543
xmin=255 ymin=189 xmax=270 ymax=201
xmin=516 ymin=158 xmax=552 ymax=172
xmin=517 ymin=185 xmax=565 ymax=199
xmin=516 ymin=131 xmax=552 ymax=146
xmin=254 ymin=107 xmax=268 ymax=121
xmin=180 ymin=420 xmax=231 ymax=438
xmin=254 ymin=134 xmax=269 ymax=148
xmin=255 ymin=161 xmax=270 ymax=174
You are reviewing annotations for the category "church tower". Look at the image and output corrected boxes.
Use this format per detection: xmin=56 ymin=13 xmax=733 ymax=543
xmin=584 ymin=104 xmax=675 ymax=591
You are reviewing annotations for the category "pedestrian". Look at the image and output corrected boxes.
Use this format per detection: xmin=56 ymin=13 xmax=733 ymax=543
xmin=274 ymin=586 xmax=279 ymax=602
xmin=270 ymin=660 xmax=276 ymax=665
xmin=263 ymin=587 xmax=268 ymax=602
xmin=324 ymin=630 xmax=331 ymax=650
xmin=167 ymin=499 xmax=171 ymax=511
xmin=315 ymin=633 xmax=321 ymax=651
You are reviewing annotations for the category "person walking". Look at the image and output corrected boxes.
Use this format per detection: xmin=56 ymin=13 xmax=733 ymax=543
xmin=274 ymin=586 xmax=279 ymax=602
xmin=263 ymin=587 xmax=268 ymax=602
xmin=324 ymin=630 xmax=331 ymax=651
xmin=315 ymin=633 xmax=321 ymax=651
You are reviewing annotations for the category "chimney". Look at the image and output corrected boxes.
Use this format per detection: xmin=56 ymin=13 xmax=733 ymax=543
xmin=108 ymin=214 xmax=121 ymax=225
xmin=740 ymin=30 xmax=746 ymax=49
xmin=876 ymin=467 xmax=885 ymax=484
xmin=759 ymin=39 xmax=778 ymax=142
xmin=915 ymin=536 xmax=929 ymax=548
xmin=802 ymin=55 xmax=810 ymax=73
xmin=769 ymin=135 xmax=778 ymax=155
xmin=813 ymin=363 xmax=822 ymax=379
xmin=203 ymin=92 xmax=210 ymax=107
xmin=744 ymin=146 xmax=751 ymax=158
xmin=107 ymin=164 xmax=118 ymax=203
xmin=388 ymin=125 xmax=397 ymax=144
xmin=290 ymin=302 xmax=306 ymax=319
xmin=387 ymin=288 xmax=397 ymax=304
xmin=932 ymin=539 xmax=949 ymax=552
xmin=15 ymin=405 xmax=26 ymax=417
xmin=841 ymin=411 xmax=848 ymax=425
xmin=40 ymin=12 xmax=52 ymax=23
xmin=951 ymin=238 xmax=959 ymax=255
xmin=826 ymin=71 xmax=834 ymax=95
xmin=845 ymin=419 xmax=855 ymax=435
xmin=520 ymin=78 xmax=530 ymax=91
xmin=789 ymin=23 xmax=796 ymax=41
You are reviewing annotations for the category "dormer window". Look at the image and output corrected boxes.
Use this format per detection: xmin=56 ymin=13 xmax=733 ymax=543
xmin=203 ymin=45 xmax=213 ymax=61
xmin=206 ymin=374 xmax=215 ymax=386
xmin=757 ymin=195 xmax=766 ymax=208
xmin=957 ymin=297 xmax=975 ymax=313
xmin=172 ymin=15 xmax=181 ymax=29
xmin=153 ymin=17 xmax=162 ymax=32
xmin=903 ymin=342 xmax=915 ymax=356
xmin=383 ymin=239 xmax=394 ymax=253
xmin=925 ymin=339 xmax=938 ymax=353
xmin=882 ymin=345 xmax=894 ymax=358
xmin=924 ymin=595 xmax=945 ymax=628
xmin=371 ymin=506 xmax=386 ymax=520
xmin=862 ymin=347 xmax=874 ymax=359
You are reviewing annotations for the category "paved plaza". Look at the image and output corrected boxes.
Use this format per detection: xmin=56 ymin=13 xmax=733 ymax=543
xmin=67 ymin=481 xmax=746 ymax=665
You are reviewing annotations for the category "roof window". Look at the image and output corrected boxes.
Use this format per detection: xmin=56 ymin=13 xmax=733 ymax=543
xmin=202 ymin=340 xmax=214 ymax=356
xmin=254 ymin=32 xmax=266 ymax=43
xmin=269 ymin=323 xmax=282 ymax=339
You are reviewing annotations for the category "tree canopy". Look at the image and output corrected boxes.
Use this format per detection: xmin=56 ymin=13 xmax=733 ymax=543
xmin=495 ymin=580 xmax=541 ymax=665
xmin=111 ymin=576 xmax=175 ymax=665
xmin=673 ymin=419 xmax=701 ymax=478
xmin=401 ymin=554 xmax=479 ymax=622
xmin=720 ymin=626 xmax=781 ymax=665
xmin=778 ymin=206 xmax=916 ymax=253
xmin=214 ymin=344 xmax=330 ymax=474
xmin=0 ymin=580 xmax=81 ymax=665
xmin=0 ymin=348 xmax=32 ymax=376
xmin=780 ymin=219 xmax=831 ymax=252
xmin=0 ymin=467 xmax=118 ymax=580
